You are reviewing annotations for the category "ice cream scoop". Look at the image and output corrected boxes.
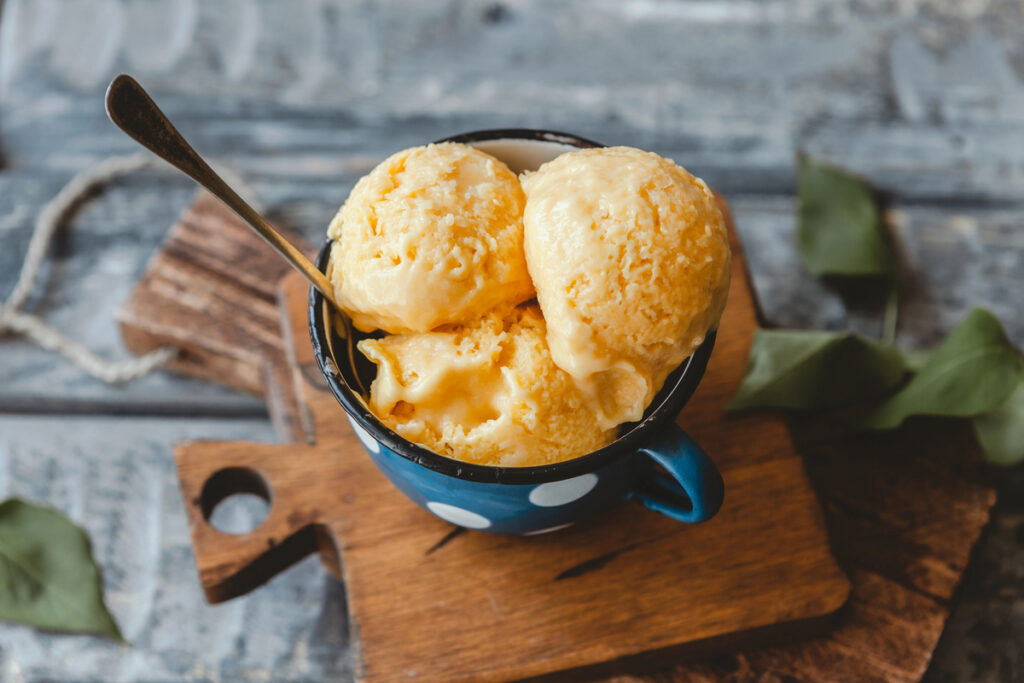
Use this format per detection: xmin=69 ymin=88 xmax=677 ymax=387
xmin=357 ymin=303 xmax=616 ymax=467
xmin=522 ymin=146 xmax=731 ymax=429
xmin=327 ymin=143 xmax=534 ymax=334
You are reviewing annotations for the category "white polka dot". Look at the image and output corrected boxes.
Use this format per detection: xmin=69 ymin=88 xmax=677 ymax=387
xmin=529 ymin=474 xmax=599 ymax=507
xmin=522 ymin=522 xmax=575 ymax=536
xmin=426 ymin=502 xmax=491 ymax=529
xmin=346 ymin=415 xmax=380 ymax=454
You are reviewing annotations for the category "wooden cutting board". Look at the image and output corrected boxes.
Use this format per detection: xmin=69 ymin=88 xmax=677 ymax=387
xmin=119 ymin=192 xmax=994 ymax=682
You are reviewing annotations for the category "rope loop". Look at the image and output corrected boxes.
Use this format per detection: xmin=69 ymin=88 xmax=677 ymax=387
xmin=0 ymin=154 xmax=257 ymax=384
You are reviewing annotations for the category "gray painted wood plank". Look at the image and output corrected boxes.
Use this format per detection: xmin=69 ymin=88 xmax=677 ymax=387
xmin=4 ymin=1 xmax=1024 ymax=201
xmin=1 ymin=1 xmax=1023 ymax=680
xmin=730 ymin=196 xmax=1024 ymax=347
xmin=0 ymin=415 xmax=350 ymax=682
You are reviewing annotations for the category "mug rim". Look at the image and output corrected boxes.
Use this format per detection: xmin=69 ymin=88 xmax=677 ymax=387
xmin=307 ymin=128 xmax=717 ymax=485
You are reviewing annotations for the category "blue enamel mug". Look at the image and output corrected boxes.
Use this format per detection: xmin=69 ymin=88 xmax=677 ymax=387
xmin=308 ymin=129 xmax=724 ymax=535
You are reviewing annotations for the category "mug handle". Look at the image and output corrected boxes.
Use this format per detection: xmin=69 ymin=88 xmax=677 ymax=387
xmin=630 ymin=422 xmax=724 ymax=523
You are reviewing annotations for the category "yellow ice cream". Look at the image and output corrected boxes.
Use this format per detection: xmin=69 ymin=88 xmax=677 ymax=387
xmin=522 ymin=146 xmax=731 ymax=429
xmin=358 ymin=304 xmax=616 ymax=467
xmin=327 ymin=142 xmax=534 ymax=334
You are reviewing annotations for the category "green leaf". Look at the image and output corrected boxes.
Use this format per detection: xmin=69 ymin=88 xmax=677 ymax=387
xmin=882 ymin=282 xmax=899 ymax=345
xmin=727 ymin=329 xmax=911 ymax=412
xmin=973 ymin=381 xmax=1024 ymax=466
xmin=797 ymin=154 xmax=894 ymax=278
xmin=859 ymin=309 xmax=1024 ymax=430
xmin=0 ymin=498 xmax=124 ymax=641
xmin=901 ymin=348 xmax=932 ymax=372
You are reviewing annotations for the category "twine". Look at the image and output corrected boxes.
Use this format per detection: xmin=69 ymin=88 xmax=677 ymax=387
xmin=0 ymin=153 xmax=260 ymax=384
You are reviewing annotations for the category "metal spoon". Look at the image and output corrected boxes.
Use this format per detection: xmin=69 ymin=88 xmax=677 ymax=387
xmin=104 ymin=74 xmax=342 ymax=311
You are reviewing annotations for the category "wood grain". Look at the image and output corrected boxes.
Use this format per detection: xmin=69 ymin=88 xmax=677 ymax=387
xmin=118 ymin=191 xmax=310 ymax=440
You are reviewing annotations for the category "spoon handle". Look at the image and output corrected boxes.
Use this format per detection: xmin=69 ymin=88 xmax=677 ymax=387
xmin=105 ymin=74 xmax=339 ymax=307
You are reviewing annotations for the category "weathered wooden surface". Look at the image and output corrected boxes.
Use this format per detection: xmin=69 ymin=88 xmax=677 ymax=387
xmin=0 ymin=415 xmax=352 ymax=681
xmin=150 ymin=198 xmax=992 ymax=682
xmin=119 ymin=192 xmax=309 ymax=440
xmin=171 ymin=219 xmax=851 ymax=680
xmin=925 ymin=464 xmax=1024 ymax=683
xmin=4 ymin=1 xmax=1024 ymax=204
xmin=0 ymin=0 xmax=1022 ymax=680
xmin=0 ymin=172 xmax=268 ymax=415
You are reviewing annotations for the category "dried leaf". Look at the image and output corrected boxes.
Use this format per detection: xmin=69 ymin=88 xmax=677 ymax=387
xmin=858 ymin=309 xmax=1024 ymax=430
xmin=0 ymin=499 xmax=124 ymax=641
xmin=973 ymin=382 xmax=1024 ymax=466
xmin=727 ymin=329 xmax=910 ymax=412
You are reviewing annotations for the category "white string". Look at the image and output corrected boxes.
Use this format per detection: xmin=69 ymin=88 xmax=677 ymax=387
xmin=0 ymin=153 xmax=261 ymax=384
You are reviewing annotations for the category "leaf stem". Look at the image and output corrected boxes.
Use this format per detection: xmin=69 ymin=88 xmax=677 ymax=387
xmin=882 ymin=280 xmax=899 ymax=345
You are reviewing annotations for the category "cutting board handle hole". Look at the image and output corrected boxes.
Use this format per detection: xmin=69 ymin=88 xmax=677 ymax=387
xmin=200 ymin=467 xmax=273 ymax=535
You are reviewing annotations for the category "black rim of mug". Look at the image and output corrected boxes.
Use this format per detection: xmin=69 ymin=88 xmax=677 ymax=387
xmin=307 ymin=128 xmax=717 ymax=485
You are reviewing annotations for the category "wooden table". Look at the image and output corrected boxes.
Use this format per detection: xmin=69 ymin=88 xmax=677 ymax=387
xmin=0 ymin=1 xmax=1021 ymax=681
